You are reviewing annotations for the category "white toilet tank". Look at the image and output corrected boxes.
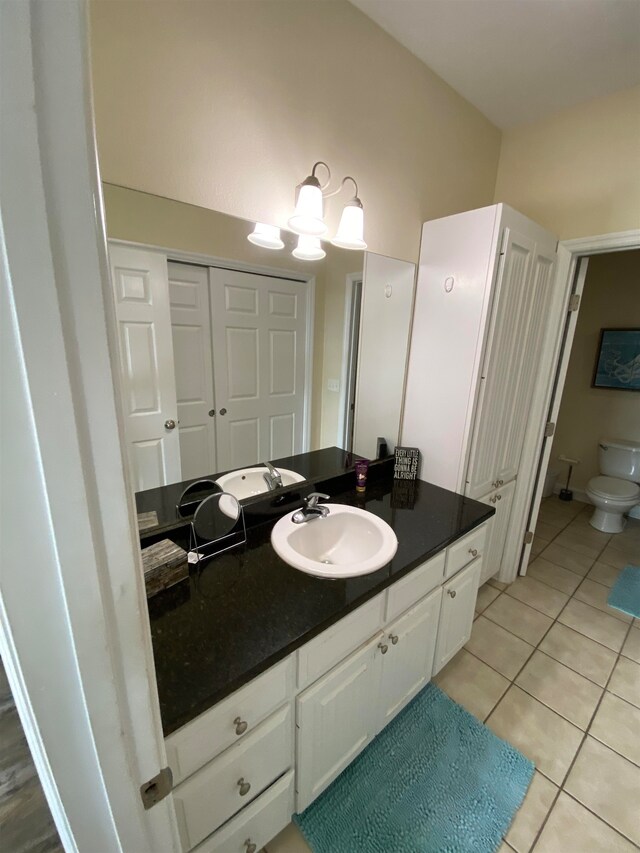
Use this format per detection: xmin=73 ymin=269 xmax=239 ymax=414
xmin=599 ymin=438 xmax=640 ymax=482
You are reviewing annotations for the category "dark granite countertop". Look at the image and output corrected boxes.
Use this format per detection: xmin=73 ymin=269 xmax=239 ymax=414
xmin=148 ymin=470 xmax=494 ymax=736
xmin=136 ymin=446 xmax=363 ymax=540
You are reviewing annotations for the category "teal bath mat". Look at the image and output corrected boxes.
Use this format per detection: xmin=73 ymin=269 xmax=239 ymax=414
xmin=293 ymin=683 xmax=533 ymax=853
xmin=608 ymin=564 xmax=640 ymax=618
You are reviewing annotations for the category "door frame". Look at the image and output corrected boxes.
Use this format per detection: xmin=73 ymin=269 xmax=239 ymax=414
xmin=517 ymin=228 xmax=640 ymax=576
xmin=108 ymin=239 xmax=316 ymax=454
xmin=1 ymin=3 xmax=180 ymax=850
xmin=338 ymin=272 xmax=363 ymax=451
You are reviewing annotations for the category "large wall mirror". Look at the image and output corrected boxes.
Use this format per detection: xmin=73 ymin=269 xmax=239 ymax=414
xmin=103 ymin=184 xmax=416 ymax=494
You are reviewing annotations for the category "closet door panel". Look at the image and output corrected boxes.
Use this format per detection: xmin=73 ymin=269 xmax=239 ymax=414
xmin=169 ymin=262 xmax=217 ymax=480
xmin=495 ymin=248 xmax=556 ymax=486
xmin=210 ymin=269 xmax=308 ymax=470
xmin=109 ymin=243 xmax=181 ymax=490
xmin=465 ymin=229 xmax=535 ymax=498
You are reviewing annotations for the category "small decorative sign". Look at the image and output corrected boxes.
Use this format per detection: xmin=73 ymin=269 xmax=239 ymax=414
xmin=394 ymin=446 xmax=420 ymax=480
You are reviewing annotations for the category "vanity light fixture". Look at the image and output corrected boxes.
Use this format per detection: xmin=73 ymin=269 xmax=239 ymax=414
xmin=331 ymin=177 xmax=367 ymax=250
xmin=292 ymin=234 xmax=326 ymax=261
xmin=247 ymin=222 xmax=285 ymax=250
xmin=288 ymin=162 xmax=367 ymax=249
xmin=288 ymin=162 xmax=329 ymax=237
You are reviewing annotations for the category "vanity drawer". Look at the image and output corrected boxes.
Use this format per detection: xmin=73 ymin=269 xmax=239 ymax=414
xmin=297 ymin=593 xmax=385 ymax=689
xmin=173 ymin=704 xmax=293 ymax=851
xmin=166 ymin=655 xmax=294 ymax=785
xmin=385 ymin=551 xmax=446 ymax=622
xmin=444 ymin=524 xmax=487 ymax=579
xmin=191 ymin=771 xmax=295 ymax=853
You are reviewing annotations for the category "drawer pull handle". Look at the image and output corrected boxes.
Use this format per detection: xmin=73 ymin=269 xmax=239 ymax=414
xmin=469 ymin=548 xmax=478 ymax=557
xmin=234 ymin=717 xmax=248 ymax=736
xmin=389 ymin=634 xmax=399 ymax=645
xmin=378 ymin=642 xmax=388 ymax=655
xmin=244 ymin=841 xmax=257 ymax=853
xmin=448 ymin=589 xmax=457 ymax=598
xmin=237 ymin=778 xmax=251 ymax=796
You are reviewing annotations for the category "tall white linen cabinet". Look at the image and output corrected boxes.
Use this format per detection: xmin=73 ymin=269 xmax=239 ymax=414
xmin=402 ymin=204 xmax=558 ymax=584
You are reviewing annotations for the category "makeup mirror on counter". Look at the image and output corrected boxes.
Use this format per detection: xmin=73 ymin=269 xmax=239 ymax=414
xmin=104 ymin=184 xmax=416 ymax=497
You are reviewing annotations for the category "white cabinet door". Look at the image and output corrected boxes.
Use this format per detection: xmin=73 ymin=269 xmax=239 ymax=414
xmin=210 ymin=268 xmax=308 ymax=471
xmin=109 ymin=243 xmax=181 ymax=490
xmin=168 ymin=262 xmax=217 ymax=480
xmin=296 ymin=632 xmax=383 ymax=812
xmin=377 ymin=587 xmax=442 ymax=731
xmin=477 ymin=479 xmax=516 ymax=584
xmin=495 ymin=242 xmax=556 ymax=487
xmin=465 ymin=227 xmax=535 ymax=499
xmin=433 ymin=559 xmax=481 ymax=675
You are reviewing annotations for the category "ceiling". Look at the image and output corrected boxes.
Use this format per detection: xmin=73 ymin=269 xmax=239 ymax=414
xmin=350 ymin=0 xmax=640 ymax=128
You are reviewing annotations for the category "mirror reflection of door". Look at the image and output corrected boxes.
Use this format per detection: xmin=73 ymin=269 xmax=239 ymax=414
xmin=209 ymin=267 xmax=309 ymax=472
xmin=169 ymin=263 xmax=310 ymax=480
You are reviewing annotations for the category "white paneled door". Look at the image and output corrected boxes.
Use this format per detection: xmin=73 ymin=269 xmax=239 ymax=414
xmin=168 ymin=262 xmax=217 ymax=480
xmin=210 ymin=268 xmax=308 ymax=471
xmin=109 ymin=244 xmax=181 ymax=490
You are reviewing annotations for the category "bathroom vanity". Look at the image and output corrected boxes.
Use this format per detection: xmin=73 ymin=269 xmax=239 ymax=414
xmin=146 ymin=469 xmax=493 ymax=853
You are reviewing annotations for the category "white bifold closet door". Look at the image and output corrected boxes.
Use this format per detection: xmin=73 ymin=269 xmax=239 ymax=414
xmin=209 ymin=268 xmax=308 ymax=471
xmin=168 ymin=262 xmax=217 ymax=481
xmin=109 ymin=244 xmax=181 ymax=491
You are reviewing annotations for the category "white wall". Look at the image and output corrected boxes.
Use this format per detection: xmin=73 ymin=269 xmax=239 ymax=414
xmin=90 ymin=0 xmax=501 ymax=262
xmin=494 ymin=85 xmax=640 ymax=240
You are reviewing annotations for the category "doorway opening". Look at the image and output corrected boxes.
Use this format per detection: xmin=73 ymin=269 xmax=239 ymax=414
xmin=520 ymin=234 xmax=640 ymax=576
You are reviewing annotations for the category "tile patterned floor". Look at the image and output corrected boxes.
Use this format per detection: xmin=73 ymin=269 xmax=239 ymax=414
xmin=267 ymin=498 xmax=640 ymax=852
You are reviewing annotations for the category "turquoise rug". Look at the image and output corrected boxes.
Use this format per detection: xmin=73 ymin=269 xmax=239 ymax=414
xmin=608 ymin=564 xmax=640 ymax=618
xmin=294 ymin=683 xmax=533 ymax=853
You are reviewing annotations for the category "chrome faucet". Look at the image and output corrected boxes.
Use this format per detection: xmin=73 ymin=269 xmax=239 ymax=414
xmin=263 ymin=461 xmax=283 ymax=491
xmin=292 ymin=492 xmax=330 ymax=524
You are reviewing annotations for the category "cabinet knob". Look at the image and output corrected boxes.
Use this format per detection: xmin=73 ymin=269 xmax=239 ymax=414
xmin=389 ymin=634 xmax=399 ymax=645
xmin=219 ymin=407 xmax=227 ymax=416
xmin=234 ymin=717 xmax=248 ymax=736
xmin=496 ymin=493 xmax=502 ymax=501
xmin=448 ymin=589 xmax=457 ymax=598
xmin=237 ymin=778 xmax=251 ymax=796
xmin=244 ymin=841 xmax=257 ymax=853
xmin=469 ymin=548 xmax=478 ymax=557
xmin=490 ymin=496 xmax=497 ymax=504
xmin=499 ymin=479 xmax=504 ymax=486
xmin=378 ymin=642 xmax=388 ymax=655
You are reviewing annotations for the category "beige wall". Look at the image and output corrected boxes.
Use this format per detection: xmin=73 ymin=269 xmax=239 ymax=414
xmin=551 ymin=250 xmax=640 ymax=492
xmin=90 ymin=0 xmax=501 ymax=262
xmin=102 ymin=183 xmax=362 ymax=451
xmin=494 ymin=86 xmax=640 ymax=240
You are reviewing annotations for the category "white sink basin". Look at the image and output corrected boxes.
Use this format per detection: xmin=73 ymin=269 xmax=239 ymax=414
xmin=271 ymin=504 xmax=398 ymax=579
xmin=215 ymin=466 xmax=305 ymax=500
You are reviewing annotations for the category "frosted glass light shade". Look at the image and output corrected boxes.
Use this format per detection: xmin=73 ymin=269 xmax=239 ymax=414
xmin=331 ymin=202 xmax=367 ymax=250
xmin=292 ymin=235 xmax=326 ymax=261
xmin=288 ymin=182 xmax=327 ymax=237
xmin=247 ymin=223 xmax=285 ymax=250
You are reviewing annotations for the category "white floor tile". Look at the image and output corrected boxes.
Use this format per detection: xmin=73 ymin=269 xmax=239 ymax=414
xmin=565 ymin=737 xmax=640 ymax=846
xmin=533 ymin=791 xmax=637 ymax=853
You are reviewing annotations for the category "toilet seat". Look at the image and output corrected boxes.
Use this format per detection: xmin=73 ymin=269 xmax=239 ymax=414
xmin=588 ymin=475 xmax=640 ymax=501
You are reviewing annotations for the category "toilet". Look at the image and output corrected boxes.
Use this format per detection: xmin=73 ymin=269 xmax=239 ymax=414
xmin=586 ymin=438 xmax=640 ymax=533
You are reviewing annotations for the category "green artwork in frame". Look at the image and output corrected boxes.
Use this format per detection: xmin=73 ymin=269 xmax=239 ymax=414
xmin=592 ymin=328 xmax=640 ymax=391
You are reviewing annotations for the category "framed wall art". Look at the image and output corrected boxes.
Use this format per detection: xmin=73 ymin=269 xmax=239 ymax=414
xmin=592 ymin=328 xmax=640 ymax=391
